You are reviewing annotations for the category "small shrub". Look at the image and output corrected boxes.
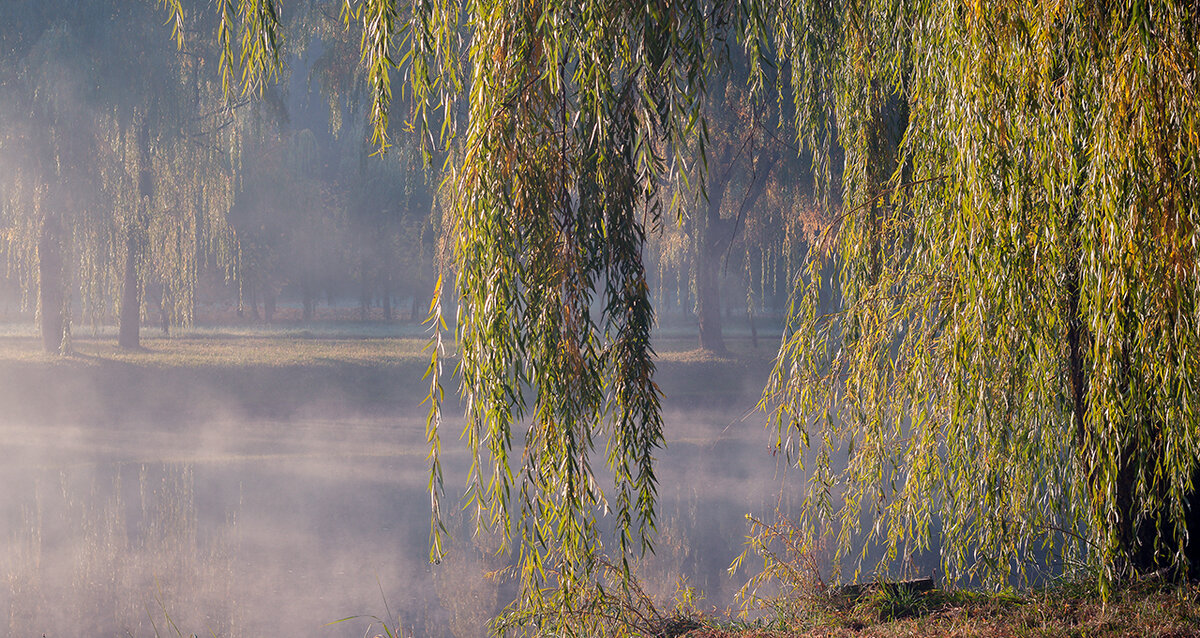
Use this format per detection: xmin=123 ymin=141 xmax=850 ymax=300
xmin=729 ymin=511 xmax=831 ymax=625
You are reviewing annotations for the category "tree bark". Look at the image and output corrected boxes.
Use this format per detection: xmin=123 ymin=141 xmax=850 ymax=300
xmin=37 ymin=215 xmax=65 ymax=354
xmin=118 ymin=226 xmax=142 ymax=349
xmin=359 ymin=254 xmax=370 ymax=321
xmin=302 ymin=284 xmax=315 ymax=321
xmin=697 ymin=174 xmax=729 ymax=354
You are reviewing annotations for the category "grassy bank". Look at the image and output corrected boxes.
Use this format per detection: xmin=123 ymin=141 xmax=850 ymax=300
xmin=0 ymin=329 xmax=433 ymax=426
xmin=684 ymin=580 xmax=1200 ymax=637
xmin=0 ymin=326 xmax=777 ymax=426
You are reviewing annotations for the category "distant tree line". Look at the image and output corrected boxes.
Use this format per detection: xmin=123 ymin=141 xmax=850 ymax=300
xmin=0 ymin=1 xmax=441 ymax=348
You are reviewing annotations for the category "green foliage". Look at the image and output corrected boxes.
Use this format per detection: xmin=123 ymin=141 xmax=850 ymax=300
xmin=212 ymin=0 xmax=1200 ymax=623
xmin=0 ymin=0 xmax=241 ymax=343
xmin=731 ymin=512 xmax=829 ymax=623
xmin=857 ymin=582 xmax=929 ymax=622
xmin=492 ymin=559 xmax=701 ymax=638
xmin=759 ymin=0 xmax=1200 ymax=593
xmin=417 ymin=2 xmax=718 ymax=633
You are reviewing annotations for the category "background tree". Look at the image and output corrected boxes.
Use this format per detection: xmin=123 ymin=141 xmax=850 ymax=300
xmin=0 ymin=0 xmax=240 ymax=351
xmin=305 ymin=9 xmax=441 ymax=324
xmin=664 ymin=57 xmax=817 ymax=353
xmin=0 ymin=4 xmax=111 ymax=353
xmin=226 ymin=105 xmax=321 ymax=322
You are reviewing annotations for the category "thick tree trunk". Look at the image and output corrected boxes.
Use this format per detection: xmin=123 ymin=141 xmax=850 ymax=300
xmin=697 ymin=181 xmax=728 ymax=354
xmin=302 ymin=284 xmax=315 ymax=321
xmin=410 ymin=292 xmax=423 ymax=323
xmin=121 ymin=132 xmax=152 ymax=350
xmin=118 ymin=228 xmax=141 ymax=349
xmin=38 ymin=215 xmax=65 ymax=354
xmin=359 ymin=255 xmax=370 ymax=321
xmin=1066 ymin=214 xmax=1200 ymax=580
xmin=244 ymin=280 xmax=260 ymax=321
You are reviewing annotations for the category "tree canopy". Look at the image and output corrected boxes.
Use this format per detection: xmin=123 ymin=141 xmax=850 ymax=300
xmin=757 ymin=0 xmax=1200 ymax=591
xmin=0 ymin=0 xmax=242 ymax=351
xmin=159 ymin=0 xmax=1200 ymax=623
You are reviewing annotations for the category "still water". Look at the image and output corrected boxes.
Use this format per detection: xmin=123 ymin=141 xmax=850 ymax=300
xmin=0 ymin=395 xmax=800 ymax=636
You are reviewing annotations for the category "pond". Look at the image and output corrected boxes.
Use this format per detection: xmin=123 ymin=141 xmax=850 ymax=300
xmin=0 ymin=371 xmax=804 ymax=637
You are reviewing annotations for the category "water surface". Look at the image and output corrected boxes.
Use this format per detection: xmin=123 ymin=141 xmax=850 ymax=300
xmin=0 ymin=361 xmax=798 ymax=637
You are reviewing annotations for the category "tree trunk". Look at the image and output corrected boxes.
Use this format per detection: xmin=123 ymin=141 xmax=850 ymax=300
xmin=1066 ymin=212 xmax=1200 ymax=580
xmin=697 ymin=179 xmax=729 ymax=354
xmin=118 ymin=227 xmax=141 ymax=349
xmin=411 ymin=292 xmax=423 ymax=323
xmin=38 ymin=215 xmax=65 ymax=354
xmin=695 ymin=141 xmax=776 ymax=354
xmin=263 ymin=289 xmax=276 ymax=323
xmin=159 ymin=282 xmax=170 ymax=336
xmin=245 ymin=280 xmax=260 ymax=321
xmin=359 ymin=254 xmax=370 ymax=321
xmin=747 ymin=306 xmax=758 ymax=349
xmin=302 ymin=284 xmax=315 ymax=321
xmin=121 ymin=130 xmax=153 ymax=350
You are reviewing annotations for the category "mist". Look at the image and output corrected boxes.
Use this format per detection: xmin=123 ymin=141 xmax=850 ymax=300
xmin=0 ymin=324 xmax=808 ymax=637
xmin=0 ymin=2 xmax=825 ymax=636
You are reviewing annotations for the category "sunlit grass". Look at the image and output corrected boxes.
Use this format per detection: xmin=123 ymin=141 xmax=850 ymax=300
xmin=0 ymin=327 xmax=432 ymax=368
xmin=0 ymin=321 xmax=778 ymax=369
xmin=78 ymin=336 xmax=430 ymax=368
xmin=686 ymin=580 xmax=1200 ymax=638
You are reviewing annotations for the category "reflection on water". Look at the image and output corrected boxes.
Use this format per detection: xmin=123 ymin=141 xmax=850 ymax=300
xmin=2 ymin=465 xmax=236 ymax=636
xmin=0 ymin=402 xmax=799 ymax=637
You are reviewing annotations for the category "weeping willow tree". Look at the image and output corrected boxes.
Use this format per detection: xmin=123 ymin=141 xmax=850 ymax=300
xmin=653 ymin=57 xmax=822 ymax=352
xmin=100 ymin=2 xmax=244 ymax=347
xmin=199 ymin=9 xmax=704 ymax=624
xmin=0 ymin=0 xmax=241 ymax=351
xmin=93 ymin=105 xmax=239 ymax=345
xmin=0 ymin=17 xmax=98 ymax=353
xmin=755 ymin=0 xmax=1200 ymax=590
xmin=210 ymin=0 xmax=1199 ymax=620
xmin=393 ymin=2 xmax=719 ymax=633
xmin=211 ymin=9 xmax=716 ymax=631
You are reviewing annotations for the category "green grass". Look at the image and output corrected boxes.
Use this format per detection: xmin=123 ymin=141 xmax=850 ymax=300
xmin=691 ymin=581 xmax=1200 ymax=637
xmin=0 ymin=333 xmax=429 ymax=368
xmin=0 ymin=324 xmax=775 ymax=430
xmin=0 ymin=321 xmax=775 ymax=367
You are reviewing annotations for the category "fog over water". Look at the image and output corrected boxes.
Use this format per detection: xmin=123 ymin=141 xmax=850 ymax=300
xmin=0 ymin=335 xmax=805 ymax=638
xmin=0 ymin=4 xmax=836 ymax=635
